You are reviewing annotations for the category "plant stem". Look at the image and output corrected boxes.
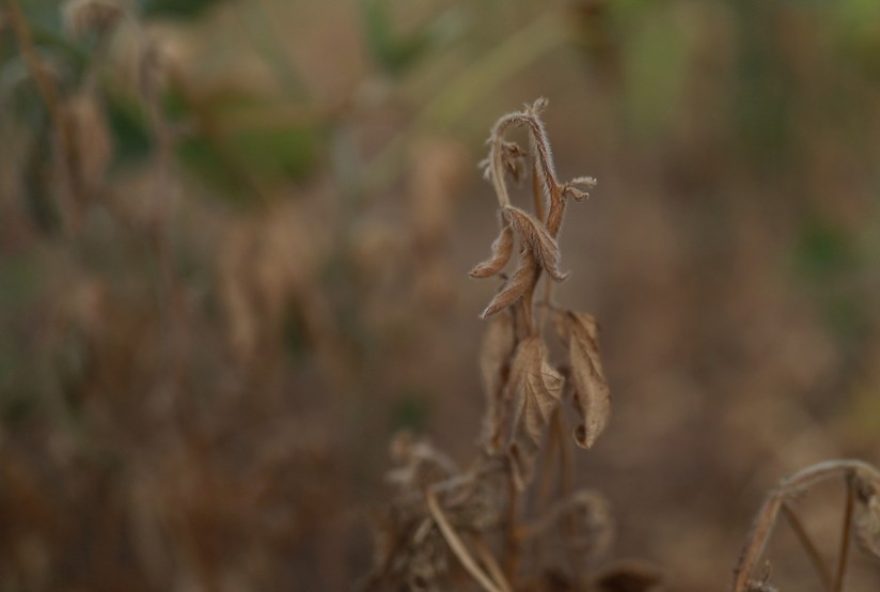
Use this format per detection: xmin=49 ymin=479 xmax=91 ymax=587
xmin=6 ymin=0 xmax=80 ymax=231
xmin=780 ymin=503 xmax=832 ymax=591
xmin=426 ymin=489 xmax=503 ymax=592
xmin=832 ymin=476 xmax=855 ymax=592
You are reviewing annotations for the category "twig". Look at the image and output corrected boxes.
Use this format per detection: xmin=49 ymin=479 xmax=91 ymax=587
xmin=472 ymin=535 xmax=513 ymax=592
xmin=6 ymin=0 xmax=81 ymax=230
xmin=780 ymin=503 xmax=832 ymax=590
xmin=503 ymin=458 xmax=521 ymax=581
xmin=425 ymin=489 xmax=503 ymax=592
xmin=832 ymin=476 xmax=855 ymax=592
xmin=732 ymin=459 xmax=880 ymax=592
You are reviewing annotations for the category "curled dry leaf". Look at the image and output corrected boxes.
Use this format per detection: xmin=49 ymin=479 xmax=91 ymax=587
xmin=854 ymin=476 xmax=880 ymax=560
xmin=559 ymin=312 xmax=611 ymax=449
xmin=561 ymin=176 xmax=598 ymax=202
xmin=470 ymin=223 xmax=514 ymax=279
xmin=507 ymin=337 xmax=563 ymax=488
xmin=480 ymin=248 xmax=537 ymax=319
xmin=479 ymin=312 xmax=515 ymax=452
xmin=503 ymin=206 xmax=567 ymax=281
xmin=480 ymin=139 xmax=526 ymax=184
xmin=386 ymin=431 xmax=459 ymax=492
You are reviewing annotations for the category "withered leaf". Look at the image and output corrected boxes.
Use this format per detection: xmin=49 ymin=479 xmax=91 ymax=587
xmin=507 ymin=337 xmax=563 ymax=488
xmin=855 ymin=487 xmax=880 ymax=560
xmin=479 ymin=312 xmax=515 ymax=452
xmin=470 ymin=223 xmax=513 ymax=279
xmin=480 ymin=249 xmax=537 ymax=319
xmin=560 ymin=312 xmax=610 ymax=449
xmin=503 ymin=206 xmax=568 ymax=281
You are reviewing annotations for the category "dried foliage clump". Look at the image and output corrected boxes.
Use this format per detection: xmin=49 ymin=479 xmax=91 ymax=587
xmin=364 ymin=100 xmax=649 ymax=592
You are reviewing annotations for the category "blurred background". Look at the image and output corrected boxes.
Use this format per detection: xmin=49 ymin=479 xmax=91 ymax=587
xmin=2 ymin=0 xmax=880 ymax=590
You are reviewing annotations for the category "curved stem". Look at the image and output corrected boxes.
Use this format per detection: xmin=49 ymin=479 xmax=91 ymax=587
xmin=426 ymin=490 xmax=503 ymax=592
xmin=732 ymin=459 xmax=880 ymax=592
xmin=832 ymin=477 xmax=855 ymax=592
xmin=780 ymin=503 xmax=832 ymax=590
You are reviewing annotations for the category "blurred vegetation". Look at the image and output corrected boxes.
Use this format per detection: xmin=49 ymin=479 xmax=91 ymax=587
xmin=2 ymin=0 xmax=880 ymax=590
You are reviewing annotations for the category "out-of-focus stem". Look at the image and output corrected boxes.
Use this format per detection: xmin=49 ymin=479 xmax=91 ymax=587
xmin=6 ymin=0 xmax=81 ymax=231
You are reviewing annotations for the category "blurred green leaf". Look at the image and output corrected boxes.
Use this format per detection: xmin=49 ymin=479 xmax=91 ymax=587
xmin=390 ymin=392 xmax=431 ymax=432
xmin=620 ymin=4 xmax=692 ymax=136
xmin=361 ymin=0 xmax=442 ymax=76
xmin=140 ymin=0 xmax=230 ymax=20
xmin=793 ymin=217 xmax=856 ymax=280
xmin=231 ymin=125 xmax=317 ymax=179
xmin=105 ymin=96 xmax=154 ymax=167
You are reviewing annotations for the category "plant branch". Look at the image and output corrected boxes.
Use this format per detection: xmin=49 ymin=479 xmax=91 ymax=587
xmin=732 ymin=459 xmax=880 ymax=592
xmin=832 ymin=476 xmax=855 ymax=592
xmin=426 ymin=489 xmax=503 ymax=592
xmin=780 ymin=503 xmax=832 ymax=591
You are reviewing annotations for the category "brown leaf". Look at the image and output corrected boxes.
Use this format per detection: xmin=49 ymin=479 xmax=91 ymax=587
xmin=503 ymin=206 xmax=567 ymax=281
xmin=507 ymin=337 xmax=563 ymax=488
xmin=480 ymin=248 xmax=537 ymax=319
xmin=560 ymin=312 xmax=610 ymax=449
xmin=470 ymin=223 xmax=514 ymax=278
xmin=855 ymin=482 xmax=880 ymax=560
xmin=479 ymin=312 xmax=515 ymax=452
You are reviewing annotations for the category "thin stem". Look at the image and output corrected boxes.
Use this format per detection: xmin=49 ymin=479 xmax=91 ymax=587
xmin=832 ymin=477 xmax=855 ymax=592
xmin=557 ymin=409 xmax=573 ymax=497
xmin=503 ymin=459 xmax=521 ymax=581
xmin=425 ymin=490 xmax=503 ymax=592
xmin=733 ymin=493 xmax=783 ymax=592
xmin=472 ymin=536 xmax=513 ymax=592
xmin=6 ymin=0 xmax=81 ymax=229
xmin=780 ymin=503 xmax=832 ymax=591
xmin=732 ymin=460 xmax=880 ymax=592
xmin=535 ymin=408 xmax=562 ymax=508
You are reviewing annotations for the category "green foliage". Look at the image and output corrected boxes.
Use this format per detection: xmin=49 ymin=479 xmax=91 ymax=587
xmin=618 ymin=4 xmax=692 ymax=137
xmin=794 ymin=217 xmax=856 ymax=281
xmin=105 ymin=95 xmax=154 ymax=168
xmin=360 ymin=0 xmax=462 ymax=76
xmin=139 ymin=0 xmax=230 ymax=20
xmin=390 ymin=392 xmax=431 ymax=432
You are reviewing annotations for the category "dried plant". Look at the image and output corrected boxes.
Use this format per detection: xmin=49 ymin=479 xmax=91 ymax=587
xmin=364 ymin=99 xmax=637 ymax=592
xmin=732 ymin=459 xmax=880 ymax=592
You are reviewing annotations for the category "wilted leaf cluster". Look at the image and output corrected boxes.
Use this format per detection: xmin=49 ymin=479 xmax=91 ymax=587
xmin=366 ymin=100 xmax=635 ymax=592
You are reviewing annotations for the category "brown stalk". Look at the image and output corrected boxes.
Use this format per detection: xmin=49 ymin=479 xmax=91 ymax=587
xmin=6 ymin=0 xmax=82 ymax=230
xmin=426 ymin=489 xmax=504 ymax=592
xmin=780 ymin=503 xmax=832 ymax=590
xmin=472 ymin=535 xmax=514 ymax=592
xmin=732 ymin=459 xmax=880 ymax=592
xmin=832 ymin=476 xmax=855 ymax=592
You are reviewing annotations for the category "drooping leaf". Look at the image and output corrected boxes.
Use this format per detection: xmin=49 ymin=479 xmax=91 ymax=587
xmin=507 ymin=337 xmax=563 ymax=488
xmin=855 ymin=477 xmax=880 ymax=559
xmin=470 ymin=222 xmax=513 ymax=279
xmin=503 ymin=205 xmax=567 ymax=281
xmin=560 ymin=311 xmax=611 ymax=449
xmin=479 ymin=311 xmax=515 ymax=452
xmin=479 ymin=248 xmax=537 ymax=319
